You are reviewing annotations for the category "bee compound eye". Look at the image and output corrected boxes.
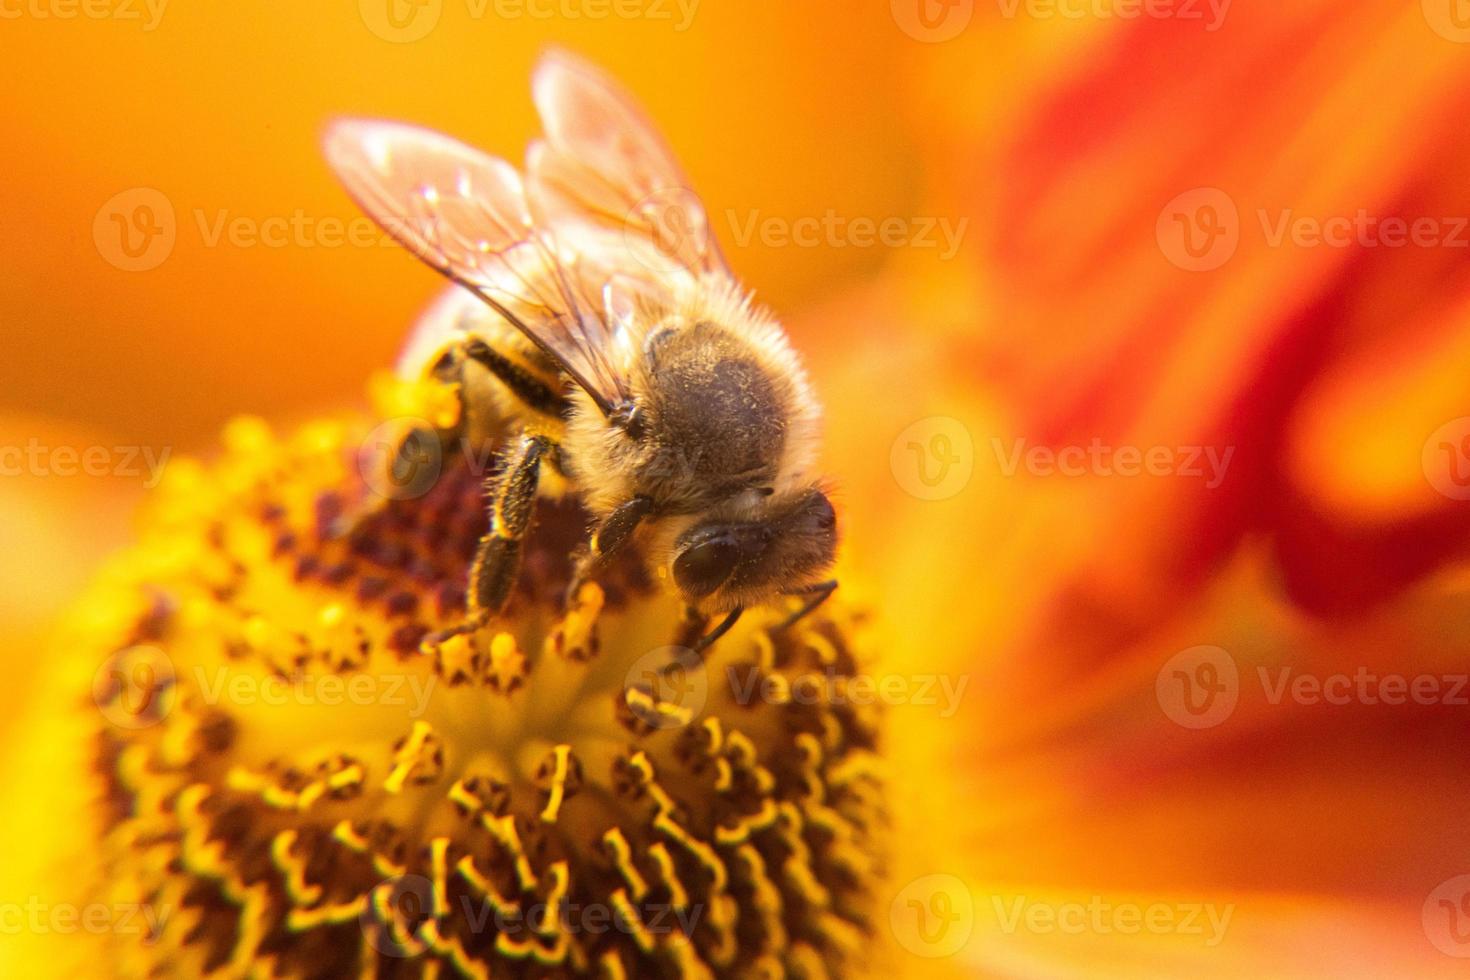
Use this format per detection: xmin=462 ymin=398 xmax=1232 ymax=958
xmin=672 ymin=535 xmax=740 ymax=598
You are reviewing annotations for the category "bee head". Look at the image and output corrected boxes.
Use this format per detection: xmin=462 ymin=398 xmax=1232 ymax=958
xmin=671 ymin=487 xmax=837 ymax=610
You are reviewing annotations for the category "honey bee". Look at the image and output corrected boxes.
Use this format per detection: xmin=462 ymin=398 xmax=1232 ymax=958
xmin=324 ymin=49 xmax=836 ymax=651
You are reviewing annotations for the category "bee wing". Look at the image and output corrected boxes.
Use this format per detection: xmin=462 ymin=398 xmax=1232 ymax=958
xmin=323 ymin=118 xmax=629 ymax=414
xmin=528 ymin=48 xmax=729 ymax=277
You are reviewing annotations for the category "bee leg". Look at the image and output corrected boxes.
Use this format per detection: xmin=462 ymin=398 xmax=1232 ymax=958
xmin=473 ymin=433 xmax=555 ymax=612
xmin=656 ymin=605 xmax=741 ymax=675
xmin=426 ymin=433 xmax=556 ymax=644
xmin=372 ymin=336 xmax=564 ymax=517
xmin=459 ymin=337 xmax=569 ymax=419
xmin=690 ymin=606 xmax=744 ymax=656
xmin=566 ymin=496 xmax=654 ymax=605
xmin=411 ymin=335 xmax=566 ymax=477
xmin=355 ymin=351 xmax=471 ymax=522
xmin=592 ymin=496 xmax=656 ymax=557
xmin=773 ymin=579 xmax=838 ymax=633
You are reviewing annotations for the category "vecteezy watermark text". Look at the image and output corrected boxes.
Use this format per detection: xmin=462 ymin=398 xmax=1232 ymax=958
xmin=994 ymin=0 xmax=1230 ymax=31
xmin=1257 ymin=667 xmax=1470 ymax=707
xmin=193 ymin=667 xmax=436 ymax=718
xmin=362 ymin=874 xmax=701 ymax=959
xmin=990 ymin=894 xmax=1234 ymax=946
xmin=0 ymin=899 xmax=168 ymax=938
xmin=724 ymin=210 xmax=969 ymax=261
xmin=1257 ymin=209 xmax=1470 ymax=249
xmin=1158 ymin=188 xmax=1470 ymax=272
xmin=0 ymin=439 xmax=171 ymax=487
xmin=891 ymin=0 xmax=1229 ymax=43
xmin=1158 ymin=645 xmax=1470 ymax=730
xmin=0 ymin=0 xmax=167 ymax=30
xmin=359 ymin=0 xmax=699 ymax=43
xmin=992 ymin=437 xmax=1235 ymax=488
xmin=360 ymin=418 xmax=738 ymax=502
xmin=725 ymin=666 xmax=970 ymax=718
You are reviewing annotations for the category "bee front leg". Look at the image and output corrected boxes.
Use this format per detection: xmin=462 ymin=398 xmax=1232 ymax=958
xmin=428 ymin=433 xmax=557 ymax=644
xmin=669 ymin=604 xmax=746 ymax=656
xmin=773 ymin=579 xmax=838 ymax=633
xmin=564 ymin=496 xmax=654 ymax=606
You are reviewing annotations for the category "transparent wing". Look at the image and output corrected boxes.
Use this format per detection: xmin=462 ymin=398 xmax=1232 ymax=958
xmin=323 ymin=118 xmax=628 ymax=413
xmin=528 ymin=48 xmax=729 ymax=277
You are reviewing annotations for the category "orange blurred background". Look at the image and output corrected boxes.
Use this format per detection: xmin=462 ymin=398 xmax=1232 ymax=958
xmin=7 ymin=0 xmax=1470 ymax=976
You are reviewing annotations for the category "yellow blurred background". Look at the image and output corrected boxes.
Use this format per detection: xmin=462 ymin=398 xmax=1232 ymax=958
xmin=7 ymin=0 xmax=1470 ymax=976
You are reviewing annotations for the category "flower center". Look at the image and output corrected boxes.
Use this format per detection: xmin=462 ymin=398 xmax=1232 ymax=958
xmin=87 ymin=410 xmax=886 ymax=977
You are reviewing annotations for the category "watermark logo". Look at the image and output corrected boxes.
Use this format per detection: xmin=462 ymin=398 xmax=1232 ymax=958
xmin=891 ymin=416 xmax=974 ymax=501
xmin=1157 ymin=187 xmax=1239 ymax=271
xmin=359 ymin=0 xmax=442 ymax=42
xmin=93 ymin=187 xmax=176 ymax=272
xmin=623 ymin=645 xmax=707 ymax=730
xmin=359 ymin=418 xmax=444 ymax=502
xmin=890 ymin=874 xmax=975 ymax=958
xmin=891 ymin=0 xmax=973 ymax=42
xmin=1161 ymin=189 xmax=1470 ymax=269
xmin=1163 ymin=656 xmax=1470 ymax=726
xmin=1424 ymin=875 xmax=1470 ymax=956
xmin=623 ymin=187 xmax=711 ymax=271
xmin=94 ymin=191 xmax=449 ymax=269
xmin=92 ymin=645 xmax=176 ymax=730
xmin=1156 ymin=645 xmax=1238 ymax=729
xmin=1423 ymin=0 xmax=1470 ymax=43
xmin=361 ymin=874 xmax=434 ymax=956
xmin=1424 ymin=417 xmax=1470 ymax=501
